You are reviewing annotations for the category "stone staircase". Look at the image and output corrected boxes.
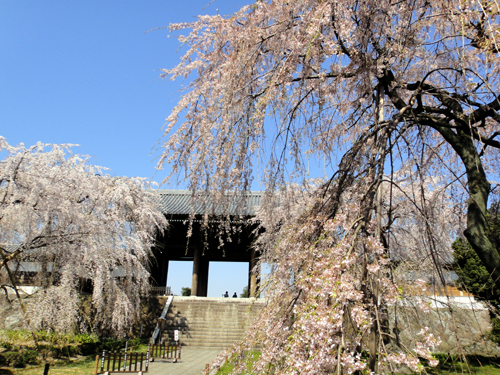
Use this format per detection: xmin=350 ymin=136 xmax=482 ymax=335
xmin=160 ymin=296 xmax=265 ymax=348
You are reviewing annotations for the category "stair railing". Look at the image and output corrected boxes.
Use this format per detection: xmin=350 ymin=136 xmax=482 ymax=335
xmin=150 ymin=294 xmax=174 ymax=344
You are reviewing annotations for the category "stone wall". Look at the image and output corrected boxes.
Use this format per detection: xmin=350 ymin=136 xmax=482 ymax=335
xmin=1 ymin=293 xmax=500 ymax=356
xmin=0 ymin=296 xmax=25 ymax=331
xmin=391 ymin=297 xmax=500 ymax=356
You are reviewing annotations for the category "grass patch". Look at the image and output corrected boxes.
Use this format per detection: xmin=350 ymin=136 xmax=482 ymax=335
xmin=215 ymin=352 xmax=500 ymax=374
xmin=216 ymin=351 xmax=260 ymax=375
xmin=428 ymin=354 xmax=500 ymax=374
xmin=0 ymin=329 xmax=144 ymax=358
xmin=7 ymin=355 xmax=98 ymax=375
xmin=217 ymin=361 xmax=235 ymax=375
xmin=1 ymin=343 xmax=151 ymax=375
xmin=0 ymin=329 xmax=150 ymax=375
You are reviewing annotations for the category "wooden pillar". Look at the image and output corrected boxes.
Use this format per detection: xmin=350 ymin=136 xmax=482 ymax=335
xmin=197 ymin=258 xmax=209 ymax=297
xmin=249 ymin=248 xmax=260 ymax=297
xmin=160 ymin=257 xmax=169 ymax=287
xmin=191 ymin=246 xmax=201 ymax=296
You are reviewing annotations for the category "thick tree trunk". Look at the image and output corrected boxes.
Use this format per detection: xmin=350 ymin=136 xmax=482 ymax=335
xmin=436 ymin=126 xmax=500 ymax=289
xmin=384 ymin=72 xmax=500 ymax=290
xmin=462 ymin=150 xmax=500 ymax=285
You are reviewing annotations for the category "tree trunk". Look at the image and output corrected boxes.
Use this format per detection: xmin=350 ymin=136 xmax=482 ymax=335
xmin=436 ymin=125 xmax=500 ymax=288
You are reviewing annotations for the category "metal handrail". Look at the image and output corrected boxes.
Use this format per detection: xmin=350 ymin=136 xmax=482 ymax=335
xmin=150 ymin=285 xmax=172 ymax=296
xmin=150 ymin=294 xmax=174 ymax=344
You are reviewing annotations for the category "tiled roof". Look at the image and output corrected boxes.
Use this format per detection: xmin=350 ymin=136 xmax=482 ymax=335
xmin=154 ymin=189 xmax=263 ymax=216
xmin=1 ymin=244 xmax=20 ymax=253
xmin=420 ymin=286 xmax=473 ymax=297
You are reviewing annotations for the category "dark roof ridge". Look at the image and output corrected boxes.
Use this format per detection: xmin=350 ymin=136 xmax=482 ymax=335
xmin=154 ymin=189 xmax=264 ymax=195
xmin=154 ymin=189 xmax=263 ymax=216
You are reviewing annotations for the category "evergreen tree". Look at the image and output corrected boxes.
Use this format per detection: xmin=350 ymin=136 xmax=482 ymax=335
xmin=453 ymin=201 xmax=500 ymax=343
xmin=240 ymin=286 xmax=249 ymax=298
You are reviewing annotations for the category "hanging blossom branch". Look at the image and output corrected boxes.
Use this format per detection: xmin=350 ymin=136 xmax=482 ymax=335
xmin=157 ymin=0 xmax=500 ymax=372
xmin=0 ymin=138 xmax=167 ymax=336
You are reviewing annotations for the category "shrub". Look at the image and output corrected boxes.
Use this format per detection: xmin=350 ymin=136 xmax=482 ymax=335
xmin=78 ymin=342 xmax=99 ymax=356
xmin=75 ymin=333 xmax=98 ymax=344
xmin=3 ymin=350 xmax=38 ymax=368
xmin=99 ymin=338 xmax=125 ymax=352
xmin=2 ymin=330 xmax=31 ymax=343
xmin=0 ymin=341 xmax=13 ymax=350
xmin=128 ymin=338 xmax=142 ymax=350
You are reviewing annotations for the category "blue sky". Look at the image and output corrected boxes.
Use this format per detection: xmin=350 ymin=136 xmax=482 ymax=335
xmin=0 ymin=0 xmax=254 ymax=297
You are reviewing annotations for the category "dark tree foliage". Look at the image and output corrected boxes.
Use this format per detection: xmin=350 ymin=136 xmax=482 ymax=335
xmin=453 ymin=238 xmax=500 ymax=305
xmin=240 ymin=286 xmax=250 ymax=298
xmin=453 ymin=201 xmax=500 ymax=342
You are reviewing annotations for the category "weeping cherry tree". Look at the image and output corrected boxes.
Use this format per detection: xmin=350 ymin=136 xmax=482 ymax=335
xmin=0 ymin=138 xmax=167 ymax=336
xmin=157 ymin=0 xmax=500 ymax=372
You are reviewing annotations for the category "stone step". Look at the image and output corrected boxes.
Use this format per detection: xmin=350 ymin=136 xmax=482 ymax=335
xmin=167 ymin=308 xmax=261 ymax=314
xmin=167 ymin=316 xmax=259 ymax=321
xmin=163 ymin=334 xmax=246 ymax=341
xmin=170 ymin=302 xmax=262 ymax=306
xmin=163 ymin=331 xmax=249 ymax=337
xmin=167 ymin=312 xmax=260 ymax=317
xmin=170 ymin=302 xmax=261 ymax=306
xmin=164 ymin=318 xmax=257 ymax=324
xmin=164 ymin=326 xmax=252 ymax=332
xmin=168 ymin=306 xmax=263 ymax=311
xmin=162 ymin=333 xmax=248 ymax=341
xmin=164 ymin=337 xmax=246 ymax=345
xmin=163 ymin=326 xmax=249 ymax=332
xmin=158 ymin=297 xmax=265 ymax=348
xmin=167 ymin=311 xmax=261 ymax=316
xmin=165 ymin=313 xmax=260 ymax=318
xmin=169 ymin=302 xmax=262 ymax=307
xmin=163 ymin=329 xmax=247 ymax=335
xmin=164 ymin=321 xmax=253 ymax=326
xmin=162 ymin=301 xmax=263 ymax=306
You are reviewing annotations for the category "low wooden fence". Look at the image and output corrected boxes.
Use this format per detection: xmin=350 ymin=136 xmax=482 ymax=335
xmin=94 ymin=350 xmax=149 ymax=374
xmin=150 ymin=343 xmax=181 ymax=361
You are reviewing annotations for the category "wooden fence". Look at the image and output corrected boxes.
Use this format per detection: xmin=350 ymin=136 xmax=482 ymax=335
xmin=95 ymin=350 xmax=149 ymax=374
xmin=150 ymin=343 xmax=181 ymax=361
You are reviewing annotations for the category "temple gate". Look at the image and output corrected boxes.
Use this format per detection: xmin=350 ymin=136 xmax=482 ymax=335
xmin=150 ymin=190 xmax=261 ymax=297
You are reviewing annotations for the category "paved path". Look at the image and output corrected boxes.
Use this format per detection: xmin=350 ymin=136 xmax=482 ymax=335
xmin=147 ymin=348 xmax=223 ymax=375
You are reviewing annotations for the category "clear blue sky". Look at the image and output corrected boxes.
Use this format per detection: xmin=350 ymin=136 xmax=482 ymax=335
xmin=0 ymin=0 xmax=255 ymax=297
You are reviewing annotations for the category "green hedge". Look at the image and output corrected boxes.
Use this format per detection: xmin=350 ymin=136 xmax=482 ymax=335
xmin=0 ymin=350 xmax=38 ymax=368
xmin=0 ymin=330 xmax=147 ymax=363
